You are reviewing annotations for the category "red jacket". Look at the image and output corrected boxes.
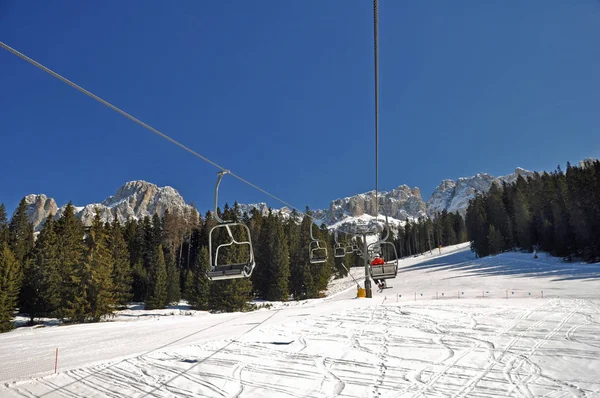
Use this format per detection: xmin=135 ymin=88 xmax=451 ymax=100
xmin=371 ymin=257 xmax=385 ymax=266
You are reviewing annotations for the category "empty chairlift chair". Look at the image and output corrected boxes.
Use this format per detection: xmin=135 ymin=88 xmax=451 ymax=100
xmin=207 ymin=171 xmax=256 ymax=281
xmin=309 ymin=222 xmax=328 ymax=264
xmin=333 ymin=231 xmax=346 ymax=258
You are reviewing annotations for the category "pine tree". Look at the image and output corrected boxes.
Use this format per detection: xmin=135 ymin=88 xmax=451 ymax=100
xmin=286 ymin=210 xmax=304 ymax=300
xmin=165 ymin=247 xmax=181 ymax=305
xmin=146 ymin=245 xmax=168 ymax=310
xmin=266 ymin=215 xmax=290 ymax=301
xmin=0 ymin=204 xmax=9 ymax=246
xmin=512 ymin=189 xmax=532 ymax=250
xmin=188 ymin=246 xmax=211 ymax=310
xmin=312 ymin=223 xmax=333 ymax=294
xmin=136 ymin=216 xmax=155 ymax=300
xmin=291 ymin=214 xmax=316 ymax=299
xmin=20 ymin=215 xmax=61 ymax=323
xmin=0 ymin=243 xmax=21 ymax=332
xmin=441 ymin=210 xmax=457 ymax=247
xmin=488 ymin=225 xmax=505 ymax=255
xmin=124 ymin=218 xmax=142 ymax=270
xmin=404 ymin=220 xmax=413 ymax=255
xmin=55 ymin=202 xmax=86 ymax=321
xmin=466 ymin=195 xmax=489 ymax=257
xmin=486 ymin=183 xmax=513 ymax=249
xmin=85 ymin=211 xmax=116 ymax=322
xmin=9 ymin=197 xmax=35 ymax=266
xmin=108 ymin=219 xmax=133 ymax=307
xmin=252 ymin=210 xmax=272 ymax=298
xmin=131 ymin=259 xmax=147 ymax=302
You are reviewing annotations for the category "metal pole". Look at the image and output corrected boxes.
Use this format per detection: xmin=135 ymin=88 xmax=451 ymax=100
xmin=374 ymin=0 xmax=379 ymax=220
xmin=363 ymin=233 xmax=372 ymax=298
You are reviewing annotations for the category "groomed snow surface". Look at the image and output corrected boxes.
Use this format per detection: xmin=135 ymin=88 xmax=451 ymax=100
xmin=2 ymin=243 xmax=600 ymax=397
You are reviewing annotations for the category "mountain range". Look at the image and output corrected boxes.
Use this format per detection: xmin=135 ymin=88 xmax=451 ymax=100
xmin=22 ymin=163 xmax=568 ymax=231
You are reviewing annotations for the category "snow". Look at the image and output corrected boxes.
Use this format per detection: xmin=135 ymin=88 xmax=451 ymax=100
xmin=327 ymin=213 xmax=406 ymax=231
xmin=2 ymin=243 xmax=600 ymax=397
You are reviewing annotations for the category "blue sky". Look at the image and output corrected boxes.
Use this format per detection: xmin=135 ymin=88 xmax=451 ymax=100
xmin=1 ymin=1 xmax=599 ymax=218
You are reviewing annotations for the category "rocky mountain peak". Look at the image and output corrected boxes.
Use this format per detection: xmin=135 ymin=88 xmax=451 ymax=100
xmin=25 ymin=180 xmax=193 ymax=231
xmin=24 ymin=194 xmax=58 ymax=230
xmin=426 ymin=168 xmax=535 ymax=218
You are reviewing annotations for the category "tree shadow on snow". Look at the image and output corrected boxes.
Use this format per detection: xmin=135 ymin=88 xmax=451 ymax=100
xmin=397 ymin=249 xmax=600 ymax=282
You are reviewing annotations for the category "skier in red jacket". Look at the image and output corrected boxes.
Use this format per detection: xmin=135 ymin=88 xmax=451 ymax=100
xmin=371 ymin=255 xmax=385 ymax=289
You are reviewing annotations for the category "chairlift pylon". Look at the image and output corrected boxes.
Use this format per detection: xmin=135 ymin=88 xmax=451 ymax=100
xmin=207 ymin=171 xmax=256 ymax=281
xmin=309 ymin=222 xmax=328 ymax=264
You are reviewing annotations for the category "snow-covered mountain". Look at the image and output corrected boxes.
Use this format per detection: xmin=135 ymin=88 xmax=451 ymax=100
xmin=23 ymin=159 xmax=595 ymax=231
xmin=25 ymin=180 xmax=195 ymax=231
xmin=237 ymin=185 xmax=426 ymax=230
xmin=426 ymin=167 xmax=535 ymax=218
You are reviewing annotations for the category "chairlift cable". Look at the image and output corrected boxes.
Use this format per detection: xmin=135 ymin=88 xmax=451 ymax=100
xmin=0 ymin=40 xmax=352 ymax=236
xmin=374 ymin=0 xmax=380 ymax=220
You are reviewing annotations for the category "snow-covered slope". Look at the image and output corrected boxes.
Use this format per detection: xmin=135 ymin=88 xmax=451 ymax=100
xmin=2 ymin=244 xmax=600 ymax=397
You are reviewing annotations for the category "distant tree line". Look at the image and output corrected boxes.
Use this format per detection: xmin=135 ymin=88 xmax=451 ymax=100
xmin=465 ymin=160 xmax=600 ymax=261
xmin=0 ymin=200 xmax=350 ymax=332
xmin=394 ymin=211 xmax=467 ymax=258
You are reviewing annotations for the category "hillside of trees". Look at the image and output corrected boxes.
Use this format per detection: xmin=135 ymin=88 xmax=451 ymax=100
xmin=466 ymin=160 xmax=600 ymax=261
xmin=0 ymin=194 xmax=469 ymax=333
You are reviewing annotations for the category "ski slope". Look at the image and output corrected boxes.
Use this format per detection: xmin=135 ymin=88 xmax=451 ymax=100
xmin=2 ymin=243 xmax=600 ymax=397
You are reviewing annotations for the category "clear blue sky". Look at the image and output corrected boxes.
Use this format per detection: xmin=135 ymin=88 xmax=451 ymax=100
xmin=1 ymin=1 xmax=599 ymax=217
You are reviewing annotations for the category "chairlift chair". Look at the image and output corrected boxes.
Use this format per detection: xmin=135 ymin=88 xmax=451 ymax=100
xmin=309 ymin=222 xmax=328 ymax=264
xmin=333 ymin=231 xmax=346 ymax=258
xmin=207 ymin=171 xmax=256 ymax=281
xmin=368 ymin=216 xmax=398 ymax=281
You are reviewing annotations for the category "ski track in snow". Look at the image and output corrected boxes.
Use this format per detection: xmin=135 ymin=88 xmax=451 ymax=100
xmin=2 ymin=244 xmax=600 ymax=397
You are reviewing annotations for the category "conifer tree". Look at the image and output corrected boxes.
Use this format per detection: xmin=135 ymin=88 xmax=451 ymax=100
xmin=291 ymin=213 xmax=315 ymax=299
xmin=453 ymin=213 xmax=468 ymax=243
xmin=20 ymin=215 xmax=61 ymax=322
xmin=84 ymin=211 xmax=116 ymax=322
xmin=108 ymin=219 xmax=132 ymax=307
xmin=0 ymin=204 xmax=8 ymax=246
xmin=55 ymin=202 xmax=86 ymax=321
xmin=9 ymin=197 xmax=35 ymax=266
xmin=124 ymin=218 xmax=142 ymax=268
xmin=187 ymin=246 xmax=211 ymax=310
xmin=0 ymin=243 xmax=21 ymax=332
xmin=265 ymin=215 xmax=290 ymax=301
xmin=131 ymin=259 xmax=147 ymax=302
xmin=512 ymin=189 xmax=531 ymax=250
xmin=404 ymin=220 xmax=413 ymax=255
xmin=395 ymin=224 xmax=406 ymax=258
xmin=466 ymin=195 xmax=489 ymax=257
xmin=151 ymin=213 xmax=163 ymax=249
xmin=165 ymin=247 xmax=181 ymax=305
xmin=488 ymin=225 xmax=505 ymax=255
xmin=313 ymin=223 xmax=333 ymax=293
xmin=286 ymin=210 xmax=304 ymax=299
xmin=145 ymin=245 xmax=168 ymax=310
xmin=252 ymin=210 xmax=271 ymax=298
xmin=441 ymin=210 xmax=457 ymax=247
